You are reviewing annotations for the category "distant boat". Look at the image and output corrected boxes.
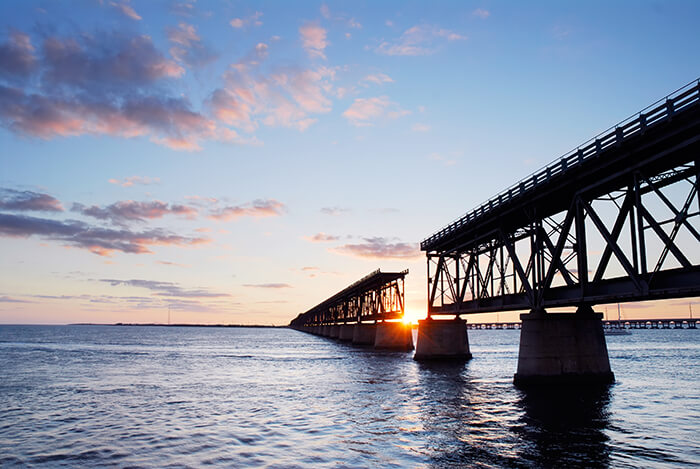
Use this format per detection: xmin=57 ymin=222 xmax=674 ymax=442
xmin=605 ymin=304 xmax=631 ymax=335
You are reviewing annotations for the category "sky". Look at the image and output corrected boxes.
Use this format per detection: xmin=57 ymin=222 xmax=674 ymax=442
xmin=1 ymin=0 xmax=699 ymax=325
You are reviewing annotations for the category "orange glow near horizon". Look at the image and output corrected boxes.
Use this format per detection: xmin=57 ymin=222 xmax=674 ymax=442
xmin=403 ymin=308 xmax=426 ymax=325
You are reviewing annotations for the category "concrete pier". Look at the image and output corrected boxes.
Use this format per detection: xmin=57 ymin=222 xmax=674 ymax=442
xmin=374 ymin=321 xmax=413 ymax=350
xmin=322 ymin=325 xmax=331 ymax=337
xmin=329 ymin=325 xmax=340 ymax=339
xmin=514 ymin=309 xmax=614 ymax=386
xmin=352 ymin=323 xmax=376 ymax=345
xmin=338 ymin=324 xmax=354 ymax=341
xmin=414 ymin=318 xmax=471 ymax=360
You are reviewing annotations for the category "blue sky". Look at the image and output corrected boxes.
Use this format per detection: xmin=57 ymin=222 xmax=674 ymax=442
xmin=1 ymin=1 xmax=699 ymax=324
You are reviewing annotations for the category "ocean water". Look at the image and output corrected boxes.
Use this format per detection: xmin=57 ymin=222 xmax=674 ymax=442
xmin=0 ymin=325 xmax=698 ymax=468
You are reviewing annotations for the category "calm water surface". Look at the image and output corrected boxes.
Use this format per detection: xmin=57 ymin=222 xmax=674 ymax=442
xmin=0 ymin=325 xmax=698 ymax=468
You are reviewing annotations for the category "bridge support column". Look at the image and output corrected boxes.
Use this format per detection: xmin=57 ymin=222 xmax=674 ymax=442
xmin=352 ymin=323 xmax=376 ymax=345
xmin=374 ymin=321 xmax=413 ymax=350
xmin=329 ymin=325 xmax=340 ymax=339
xmin=514 ymin=308 xmax=614 ymax=386
xmin=338 ymin=324 xmax=354 ymax=341
xmin=414 ymin=318 xmax=472 ymax=360
xmin=322 ymin=325 xmax=330 ymax=336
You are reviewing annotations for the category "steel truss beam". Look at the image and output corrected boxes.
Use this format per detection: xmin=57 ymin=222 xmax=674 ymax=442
xmin=424 ymin=83 xmax=700 ymax=316
xmin=290 ymin=270 xmax=407 ymax=327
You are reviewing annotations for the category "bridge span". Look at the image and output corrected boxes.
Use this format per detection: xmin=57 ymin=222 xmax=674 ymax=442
xmin=291 ymin=79 xmax=700 ymax=386
xmin=289 ymin=269 xmax=414 ymax=350
xmin=416 ymin=78 xmax=700 ymax=384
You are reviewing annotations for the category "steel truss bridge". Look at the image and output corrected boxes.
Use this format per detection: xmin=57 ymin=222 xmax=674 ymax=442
xmin=422 ymin=80 xmax=700 ymax=316
xmin=290 ymin=269 xmax=408 ymax=327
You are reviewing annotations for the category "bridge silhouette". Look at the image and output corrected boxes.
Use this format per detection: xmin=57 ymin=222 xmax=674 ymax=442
xmin=292 ymin=78 xmax=700 ymax=385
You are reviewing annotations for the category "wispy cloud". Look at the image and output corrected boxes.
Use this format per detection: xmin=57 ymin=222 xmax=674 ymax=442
xmin=243 ymin=283 xmax=292 ymax=289
xmin=167 ymin=22 xmax=217 ymax=68
xmin=319 ymin=5 xmax=361 ymax=30
xmin=299 ymin=22 xmax=328 ymax=60
xmin=304 ymin=232 xmax=339 ymax=242
xmin=102 ymin=278 xmax=230 ymax=298
xmin=375 ymin=25 xmax=466 ymax=56
xmin=0 ymin=213 xmax=208 ymax=256
xmin=320 ymin=206 xmax=350 ymax=216
xmin=230 ymin=11 xmax=263 ymax=29
xmin=332 ymin=237 xmax=421 ymax=259
xmin=0 ymin=188 xmax=64 ymax=212
xmin=428 ymin=152 xmax=457 ymax=166
xmin=72 ymin=200 xmax=197 ymax=225
xmin=208 ymin=42 xmax=335 ymax=133
xmin=110 ymin=1 xmax=142 ymax=21
xmin=0 ymin=295 xmax=33 ymax=303
xmin=362 ymin=73 xmax=394 ymax=85
xmin=411 ymin=123 xmax=431 ymax=132
xmin=208 ymin=199 xmax=285 ymax=221
xmin=342 ymin=96 xmax=410 ymax=126
xmin=109 ymin=176 xmax=160 ymax=187
xmin=472 ymin=8 xmax=490 ymax=19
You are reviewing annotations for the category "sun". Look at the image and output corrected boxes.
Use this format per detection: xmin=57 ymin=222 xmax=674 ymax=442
xmin=402 ymin=308 xmax=426 ymax=325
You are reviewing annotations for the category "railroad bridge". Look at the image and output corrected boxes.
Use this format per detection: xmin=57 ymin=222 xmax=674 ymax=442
xmin=291 ymin=79 xmax=700 ymax=385
xmin=417 ymin=79 xmax=700 ymax=384
xmin=289 ymin=269 xmax=413 ymax=350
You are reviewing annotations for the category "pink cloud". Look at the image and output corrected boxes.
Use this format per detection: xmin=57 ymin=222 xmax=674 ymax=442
xmin=72 ymin=200 xmax=198 ymax=224
xmin=167 ymin=22 xmax=217 ymax=68
xmin=0 ymin=213 xmax=209 ymax=256
xmin=472 ymin=8 xmax=490 ymax=19
xmin=230 ymin=11 xmax=263 ymax=29
xmin=304 ymin=232 xmax=339 ymax=242
xmin=332 ymin=237 xmax=421 ymax=259
xmin=0 ymin=85 xmax=216 ymax=150
xmin=342 ymin=96 xmax=409 ymax=126
xmin=110 ymin=2 xmax=142 ymax=21
xmin=299 ymin=23 xmax=328 ymax=59
xmin=109 ymin=176 xmax=160 ymax=187
xmin=0 ymin=188 xmax=64 ymax=212
xmin=411 ymin=123 xmax=431 ymax=132
xmin=208 ymin=199 xmax=285 ymax=221
xmin=376 ymin=25 xmax=466 ymax=56
xmin=363 ymin=73 xmax=393 ymax=85
xmin=208 ymin=43 xmax=335 ymax=133
xmin=243 ymin=283 xmax=292 ymax=289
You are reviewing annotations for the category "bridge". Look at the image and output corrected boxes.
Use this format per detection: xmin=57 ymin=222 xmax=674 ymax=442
xmin=289 ymin=269 xmax=413 ymax=349
xmin=415 ymin=78 xmax=700 ymax=384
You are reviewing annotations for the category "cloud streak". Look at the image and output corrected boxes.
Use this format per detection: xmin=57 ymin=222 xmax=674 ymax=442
xmin=0 ymin=213 xmax=208 ymax=256
xmin=332 ymin=237 xmax=420 ymax=259
xmin=375 ymin=25 xmax=466 ymax=56
xmin=208 ymin=199 xmax=285 ymax=221
xmin=342 ymin=96 xmax=409 ymax=126
xmin=72 ymin=200 xmax=197 ymax=224
xmin=304 ymin=232 xmax=339 ymax=242
xmin=101 ymin=278 xmax=230 ymax=298
xmin=109 ymin=176 xmax=160 ymax=187
xmin=0 ymin=188 xmax=64 ymax=212
xmin=167 ymin=22 xmax=217 ymax=68
xmin=243 ymin=283 xmax=292 ymax=289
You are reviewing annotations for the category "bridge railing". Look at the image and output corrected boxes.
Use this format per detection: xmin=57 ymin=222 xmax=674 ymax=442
xmin=421 ymin=78 xmax=700 ymax=250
